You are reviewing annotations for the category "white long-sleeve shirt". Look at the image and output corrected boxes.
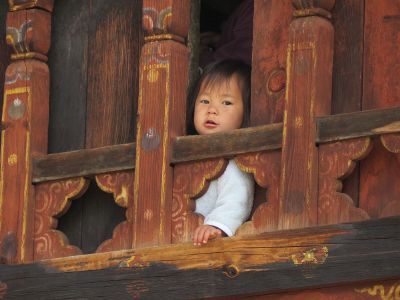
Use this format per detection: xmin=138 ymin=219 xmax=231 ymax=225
xmin=194 ymin=160 xmax=254 ymax=236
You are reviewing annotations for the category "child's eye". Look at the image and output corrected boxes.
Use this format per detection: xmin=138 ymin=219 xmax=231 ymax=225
xmin=222 ymin=100 xmax=232 ymax=105
xmin=199 ymin=99 xmax=209 ymax=104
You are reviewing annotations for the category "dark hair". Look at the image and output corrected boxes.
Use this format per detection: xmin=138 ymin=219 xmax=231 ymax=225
xmin=187 ymin=59 xmax=251 ymax=135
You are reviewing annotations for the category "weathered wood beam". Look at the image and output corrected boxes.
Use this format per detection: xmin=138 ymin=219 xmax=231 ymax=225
xmin=317 ymin=106 xmax=400 ymax=144
xmin=171 ymin=123 xmax=283 ymax=164
xmin=32 ymin=143 xmax=135 ymax=183
xmin=0 ymin=216 xmax=399 ymax=299
xmin=31 ymin=106 xmax=400 ymax=183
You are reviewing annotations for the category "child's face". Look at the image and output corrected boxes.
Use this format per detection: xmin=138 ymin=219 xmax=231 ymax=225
xmin=194 ymin=74 xmax=244 ymax=135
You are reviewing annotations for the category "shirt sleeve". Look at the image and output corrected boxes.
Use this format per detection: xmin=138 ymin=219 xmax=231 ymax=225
xmin=203 ymin=160 xmax=254 ymax=236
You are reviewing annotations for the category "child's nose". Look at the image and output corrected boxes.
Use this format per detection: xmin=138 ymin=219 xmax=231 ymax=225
xmin=207 ymin=105 xmax=217 ymax=114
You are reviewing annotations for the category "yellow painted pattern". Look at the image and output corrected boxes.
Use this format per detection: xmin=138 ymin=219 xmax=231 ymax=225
xmin=7 ymin=154 xmax=17 ymax=166
xmin=355 ymin=283 xmax=400 ymax=300
xmin=0 ymin=86 xmax=31 ymax=263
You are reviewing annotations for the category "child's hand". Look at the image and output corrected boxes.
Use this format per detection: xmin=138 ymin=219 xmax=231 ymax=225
xmin=192 ymin=225 xmax=222 ymax=246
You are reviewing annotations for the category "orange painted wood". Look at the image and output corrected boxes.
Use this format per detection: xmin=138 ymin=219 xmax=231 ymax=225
xmin=235 ymin=151 xmax=281 ymax=235
xmin=243 ymin=279 xmax=400 ymax=300
xmin=34 ymin=178 xmax=88 ymax=260
xmin=95 ymin=171 xmax=135 ymax=252
xmin=6 ymin=9 xmax=51 ymax=59
xmin=8 ymin=0 xmax=54 ymax=12
xmin=251 ymin=0 xmax=292 ymax=125
xmin=0 ymin=4 xmax=51 ymax=264
xmin=0 ymin=2 xmax=10 ymax=130
xmin=359 ymin=0 xmax=400 ymax=219
xmin=0 ymin=60 xmax=49 ymax=264
xmin=143 ymin=0 xmax=190 ymax=37
xmin=318 ymin=138 xmax=371 ymax=225
xmin=171 ymin=159 xmax=227 ymax=243
xmin=134 ymin=29 xmax=189 ymax=246
xmin=279 ymin=3 xmax=334 ymax=230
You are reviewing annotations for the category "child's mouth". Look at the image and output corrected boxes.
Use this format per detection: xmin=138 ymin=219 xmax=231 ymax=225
xmin=205 ymin=120 xmax=218 ymax=127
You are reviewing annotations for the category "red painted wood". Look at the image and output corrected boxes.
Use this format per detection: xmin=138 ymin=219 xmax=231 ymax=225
xmin=359 ymin=0 xmax=400 ymax=219
xmin=318 ymin=138 xmax=371 ymax=225
xmin=251 ymin=0 xmax=292 ymax=125
xmin=279 ymin=5 xmax=334 ymax=229
xmin=172 ymin=159 xmax=228 ymax=243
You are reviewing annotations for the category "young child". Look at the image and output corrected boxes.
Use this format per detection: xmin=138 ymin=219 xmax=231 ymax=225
xmin=188 ymin=60 xmax=254 ymax=246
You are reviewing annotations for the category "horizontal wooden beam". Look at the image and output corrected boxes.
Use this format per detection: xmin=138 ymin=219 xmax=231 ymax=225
xmin=317 ymin=106 xmax=400 ymax=143
xmin=32 ymin=143 xmax=135 ymax=183
xmin=31 ymin=107 xmax=400 ymax=183
xmin=1 ymin=216 xmax=399 ymax=299
xmin=171 ymin=123 xmax=283 ymax=164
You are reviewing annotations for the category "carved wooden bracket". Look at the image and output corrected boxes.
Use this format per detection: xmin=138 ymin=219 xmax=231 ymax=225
xmin=172 ymin=158 xmax=228 ymax=243
xmin=95 ymin=171 xmax=135 ymax=253
xmin=318 ymin=138 xmax=372 ymax=225
xmin=34 ymin=178 xmax=89 ymax=260
xmin=235 ymin=151 xmax=281 ymax=235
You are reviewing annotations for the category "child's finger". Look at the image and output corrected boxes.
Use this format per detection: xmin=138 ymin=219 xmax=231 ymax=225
xmin=198 ymin=226 xmax=208 ymax=245
xmin=202 ymin=229 xmax=211 ymax=244
xmin=192 ymin=226 xmax=202 ymax=245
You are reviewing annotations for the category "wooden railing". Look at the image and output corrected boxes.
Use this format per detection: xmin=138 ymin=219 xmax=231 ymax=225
xmin=1 ymin=0 xmax=400 ymax=298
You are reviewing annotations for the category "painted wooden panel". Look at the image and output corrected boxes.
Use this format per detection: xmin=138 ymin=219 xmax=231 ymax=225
xmin=0 ymin=1 xmax=10 ymax=131
xmin=359 ymin=0 xmax=400 ymax=219
xmin=251 ymin=0 xmax=292 ymax=125
xmin=279 ymin=2 xmax=334 ymax=229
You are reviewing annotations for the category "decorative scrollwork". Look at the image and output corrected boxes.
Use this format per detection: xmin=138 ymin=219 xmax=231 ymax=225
xmin=172 ymin=158 xmax=228 ymax=243
xmin=95 ymin=171 xmax=135 ymax=252
xmin=318 ymin=138 xmax=372 ymax=225
xmin=235 ymin=151 xmax=281 ymax=235
xmin=34 ymin=177 xmax=89 ymax=260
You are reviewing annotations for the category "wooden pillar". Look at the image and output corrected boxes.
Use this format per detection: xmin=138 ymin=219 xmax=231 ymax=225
xmin=0 ymin=0 xmax=53 ymax=264
xmin=278 ymin=0 xmax=335 ymax=230
xmin=133 ymin=0 xmax=189 ymax=247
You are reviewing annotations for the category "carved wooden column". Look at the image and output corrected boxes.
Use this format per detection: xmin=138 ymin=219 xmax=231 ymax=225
xmin=0 ymin=0 xmax=53 ymax=263
xmin=278 ymin=0 xmax=335 ymax=230
xmin=133 ymin=1 xmax=189 ymax=247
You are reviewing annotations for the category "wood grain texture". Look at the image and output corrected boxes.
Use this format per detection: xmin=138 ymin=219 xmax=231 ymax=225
xmin=172 ymin=123 xmax=283 ymax=164
xmin=251 ymin=0 xmax=292 ymax=125
xmin=0 ymin=216 xmax=399 ymax=299
xmin=34 ymin=178 xmax=88 ymax=260
xmin=172 ymin=159 xmax=227 ymax=243
xmin=0 ymin=1 xmax=10 ymax=135
xmin=318 ymin=138 xmax=371 ymax=225
xmin=48 ymin=0 xmax=89 ymax=153
xmin=242 ymin=279 xmax=400 ymax=300
xmin=235 ymin=151 xmax=281 ymax=235
xmin=95 ymin=171 xmax=135 ymax=253
xmin=0 ymin=59 xmax=49 ymax=264
xmin=85 ymin=0 xmax=142 ymax=148
xmin=143 ymin=0 xmax=190 ymax=37
xmin=279 ymin=12 xmax=334 ymax=229
xmin=133 ymin=39 xmax=189 ymax=248
xmin=317 ymin=106 xmax=400 ymax=143
xmin=359 ymin=0 xmax=400 ymax=220
xmin=330 ymin=0 xmax=365 ymax=206
xmin=32 ymin=143 xmax=135 ymax=183
xmin=331 ymin=0 xmax=364 ymax=114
